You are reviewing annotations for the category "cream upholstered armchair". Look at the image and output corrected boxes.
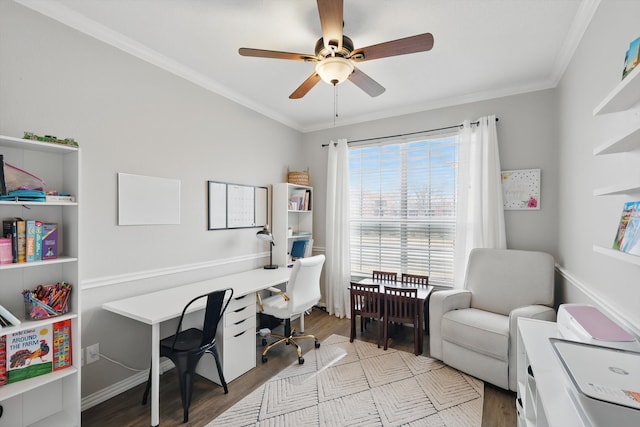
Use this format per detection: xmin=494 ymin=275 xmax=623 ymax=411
xmin=429 ymin=248 xmax=555 ymax=391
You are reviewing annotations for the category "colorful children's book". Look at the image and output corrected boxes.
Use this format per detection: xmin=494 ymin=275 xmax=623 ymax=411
xmin=5 ymin=319 xmax=71 ymax=383
xmin=16 ymin=218 xmax=26 ymax=263
xmin=26 ymin=219 xmax=36 ymax=262
xmin=52 ymin=319 xmax=72 ymax=371
xmin=34 ymin=220 xmax=43 ymax=261
xmin=42 ymin=223 xmax=58 ymax=260
xmin=7 ymin=325 xmax=53 ymax=383
xmin=0 ymin=237 xmax=12 ymax=264
xmin=613 ymin=201 xmax=640 ymax=256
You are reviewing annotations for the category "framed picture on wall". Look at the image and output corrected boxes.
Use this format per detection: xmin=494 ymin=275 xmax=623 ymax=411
xmin=501 ymin=168 xmax=541 ymax=210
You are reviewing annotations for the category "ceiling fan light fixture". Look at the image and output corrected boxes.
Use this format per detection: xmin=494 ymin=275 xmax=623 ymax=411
xmin=315 ymin=56 xmax=354 ymax=86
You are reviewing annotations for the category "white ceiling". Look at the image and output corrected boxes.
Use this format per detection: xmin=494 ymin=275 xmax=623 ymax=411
xmin=15 ymin=0 xmax=599 ymax=132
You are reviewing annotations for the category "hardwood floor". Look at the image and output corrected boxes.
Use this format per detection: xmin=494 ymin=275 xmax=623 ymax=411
xmin=82 ymin=308 xmax=516 ymax=427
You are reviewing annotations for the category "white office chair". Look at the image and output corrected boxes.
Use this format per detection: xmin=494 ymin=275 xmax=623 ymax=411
xmin=429 ymin=248 xmax=555 ymax=391
xmin=257 ymin=254 xmax=325 ymax=364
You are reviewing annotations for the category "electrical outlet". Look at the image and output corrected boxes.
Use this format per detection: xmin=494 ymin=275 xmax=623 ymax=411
xmin=86 ymin=343 xmax=100 ymax=364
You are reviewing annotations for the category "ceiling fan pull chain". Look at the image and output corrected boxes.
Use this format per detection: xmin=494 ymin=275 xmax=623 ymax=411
xmin=334 ymin=85 xmax=339 ymax=126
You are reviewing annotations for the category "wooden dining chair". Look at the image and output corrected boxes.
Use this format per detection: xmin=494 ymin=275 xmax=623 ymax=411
xmin=401 ymin=273 xmax=429 ymax=287
xmin=383 ymin=286 xmax=420 ymax=355
xmin=401 ymin=273 xmax=430 ymax=333
xmin=349 ymin=282 xmax=382 ymax=347
xmin=372 ymin=270 xmax=398 ymax=282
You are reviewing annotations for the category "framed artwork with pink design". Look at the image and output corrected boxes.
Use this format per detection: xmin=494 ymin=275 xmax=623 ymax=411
xmin=501 ymin=168 xmax=540 ymax=210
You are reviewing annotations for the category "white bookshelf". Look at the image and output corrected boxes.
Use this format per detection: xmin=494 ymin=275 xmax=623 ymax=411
xmin=272 ymin=183 xmax=313 ymax=267
xmin=0 ymin=134 xmax=81 ymax=427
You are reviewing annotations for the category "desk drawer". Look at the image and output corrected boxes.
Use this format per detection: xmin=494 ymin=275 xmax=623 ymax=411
xmin=225 ymin=293 xmax=256 ymax=327
xmin=226 ymin=293 xmax=255 ymax=312
xmin=226 ymin=314 xmax=255 ymax=336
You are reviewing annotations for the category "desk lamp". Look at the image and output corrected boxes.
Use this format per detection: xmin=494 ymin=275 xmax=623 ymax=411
xmin=256 ymin=225 xmax=278 ymax=269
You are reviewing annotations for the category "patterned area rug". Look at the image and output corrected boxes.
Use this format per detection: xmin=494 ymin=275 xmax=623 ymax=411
xmin=207 ymin=334 xmax=483 ymax=426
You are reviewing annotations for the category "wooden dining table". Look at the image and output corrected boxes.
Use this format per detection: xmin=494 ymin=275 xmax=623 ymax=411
xmin=354 ymin=278 xmax=434 ymax=353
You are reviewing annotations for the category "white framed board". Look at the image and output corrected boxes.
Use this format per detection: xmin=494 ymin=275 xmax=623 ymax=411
xmin=501 ymin=168 xmax=541 ymax=210
xmin=207 ymin=181 xmax=268 ymax=230
xmin=118 ymin=173 xmax=181 ymax=225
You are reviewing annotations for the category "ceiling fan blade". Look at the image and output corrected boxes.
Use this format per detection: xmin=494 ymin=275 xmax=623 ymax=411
xmin=317 ymin=0 xmax=344 ymax=52
xmin=348 ymin=67 xmax=385 ymax=97
xmin=350 ymin=33 xmax=434 ymax=62
xmin=289 ymin=73 xmax=322 ymax=99
xmin=239 ymin=48 xmax=317 ymax=62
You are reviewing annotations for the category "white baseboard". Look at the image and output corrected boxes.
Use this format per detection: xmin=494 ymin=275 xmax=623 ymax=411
xmin=81 ymin=360 xmax=174 ymax=411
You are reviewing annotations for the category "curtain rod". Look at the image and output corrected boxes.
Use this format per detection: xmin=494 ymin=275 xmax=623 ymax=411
xmin=321 ymin=117 xmax=499 ymax=147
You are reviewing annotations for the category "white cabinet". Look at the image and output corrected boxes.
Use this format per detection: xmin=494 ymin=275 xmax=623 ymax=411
xmin=272 ymin=183 xmax=313 ymax=267
xmin=195 ymin=292 xmax=256 ymax=385
xmin=593 ymin=63 xmax=640 ymax=265
xmin=516 ymin=318 xmax=591 ymax=427
xmin=0 ymin=135 xmax=80 ymax=426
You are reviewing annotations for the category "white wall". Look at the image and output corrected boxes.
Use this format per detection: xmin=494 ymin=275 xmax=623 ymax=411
xmin=302 ymin=89 xmax=560 ymax=259
xmin=555 ymin=0 xmax=640 ymax=332
xmin=0 ymin=1 xmax=304 ymax=397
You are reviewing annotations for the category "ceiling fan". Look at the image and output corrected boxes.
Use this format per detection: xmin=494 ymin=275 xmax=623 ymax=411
xmin=238 ymin=0 xmax=434 ymax=99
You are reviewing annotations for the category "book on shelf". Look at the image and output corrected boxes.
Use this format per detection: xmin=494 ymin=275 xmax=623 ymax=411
xmin=6 ymin=319 xmax=72 ymax=384
xmin=42 ymin=223 xmax=58 ymax=260
xmin=26 ymin=219 xmax=36 ymax=262
xmin=3 ymin=217 xmax=27 ymax=263
xmin=289 ymin=189 xmax=308 ymax=210
xmin=290 ymin=239 xmax=313 ymax=260
xmin=623 ymin=36 xmax=640 ymax=80
xmin=45 ymin=194 xmax=76 ymax=203
xmin=34 ymin=220 xmax=43 ymax=261
xmin=16 ymin=218 xmax=26 ymax=262
xmin=0 ymin=237 xmax=12 ymax=264
xmin=613 ymin=200 xmax=640 ymax=256
xmin=0 ymin=154 xmax=6 ymax=195
xmin=2 ymin=218 xmax=17 ymax=262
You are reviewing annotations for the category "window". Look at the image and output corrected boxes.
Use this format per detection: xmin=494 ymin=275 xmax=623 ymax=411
xmin=349 ymin=134 xmax=459 ymax=287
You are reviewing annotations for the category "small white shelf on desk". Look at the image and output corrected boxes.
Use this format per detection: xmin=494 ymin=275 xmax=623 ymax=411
xmin=593 ymin=245 xmax=640 ymax=266
xmin=594 ymin=65 xmax=640 ymax=115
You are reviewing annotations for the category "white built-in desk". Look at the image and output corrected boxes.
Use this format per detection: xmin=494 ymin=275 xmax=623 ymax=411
xmin=517 ymin=318 xmax=593 ymax=427
xmin=103 ymin=267 xmax=291 ymax=427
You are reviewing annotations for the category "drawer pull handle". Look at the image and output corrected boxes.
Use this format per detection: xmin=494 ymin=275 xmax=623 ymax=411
xmin=234 ymin=318 xmax=247 ymax=326
xmin=234 ymin=330 xmax=247 ymax=338
xmin=235 ymin=295 xmax=247 ymax=301
xmin=234 ymin=306 xmax=247 ymax=314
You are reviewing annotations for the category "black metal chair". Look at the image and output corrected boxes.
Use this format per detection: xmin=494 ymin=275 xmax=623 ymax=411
xmin=142 ymin=288 xmax=233 ymax=423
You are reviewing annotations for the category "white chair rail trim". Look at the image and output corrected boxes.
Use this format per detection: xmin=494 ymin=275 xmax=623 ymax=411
xmin=82 ymin=253 xmax=260 ymax=290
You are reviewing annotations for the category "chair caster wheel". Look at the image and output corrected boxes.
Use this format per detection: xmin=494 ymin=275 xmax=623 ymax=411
xmin=315 ymin=341 xmax=321 ymax=349
xmin=261 ymin=355 xmax=268 ymax=363
xmin=298 ymin=356 xmax=304 ymax=364
xmin=262 ymin=338 xmax=267 ymax=346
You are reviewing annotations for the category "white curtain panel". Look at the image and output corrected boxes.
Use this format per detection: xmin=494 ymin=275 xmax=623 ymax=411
xmin=325 ymin=139 xmax=351 ymax=318
xmin=454 ymin=115 xmax=507 ymax=287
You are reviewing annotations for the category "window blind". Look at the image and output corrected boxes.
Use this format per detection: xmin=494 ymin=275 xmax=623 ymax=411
xmin=349 ymin=134 xmax=459 ymax=287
